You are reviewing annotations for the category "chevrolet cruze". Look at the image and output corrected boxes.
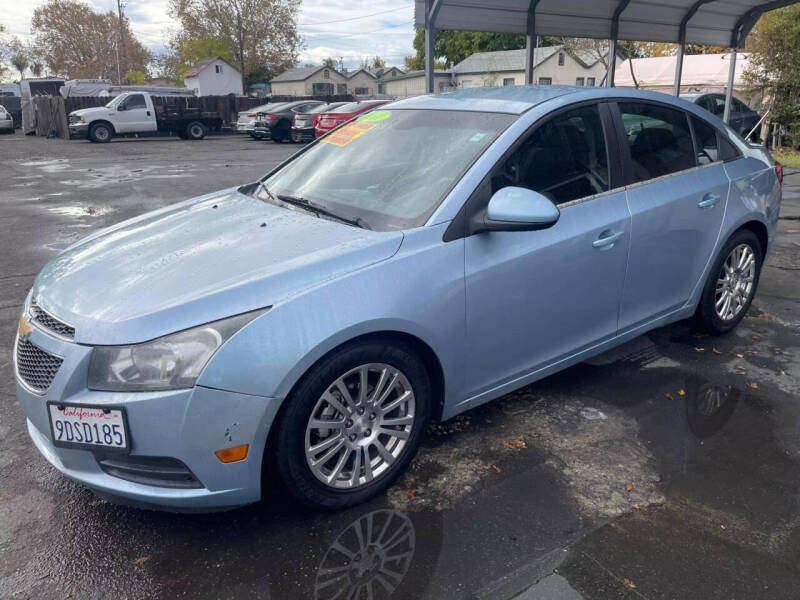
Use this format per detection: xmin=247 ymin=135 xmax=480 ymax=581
xmin=15 ymin=86 xmax=781 ymax=510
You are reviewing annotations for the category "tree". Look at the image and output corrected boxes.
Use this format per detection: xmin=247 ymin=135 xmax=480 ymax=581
xmin=322 ymin=57 xmax=337 ymax=69
xmin=156 ymin=34 xmax=234 ymax=83
xmin=124 ymin=69 xmax=148 ymax=84
xmin=169 ymin=0 xmax=301 ymax=92
xmin=31 ymin=0 xmax=151 ymax=80
xmin=744 ymin=6 xmax=800 ymax=143
xmin=371 ymin=56 xmax=386 ymax=69
xmin=406 ymin=29 xmax=534 ymax=69
xmin=11 ymin=52 xmax=29 ymax=80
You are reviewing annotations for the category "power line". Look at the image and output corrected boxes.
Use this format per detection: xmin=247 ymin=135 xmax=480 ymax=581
xmin=299 ymin=6 xmax=409 ymax=26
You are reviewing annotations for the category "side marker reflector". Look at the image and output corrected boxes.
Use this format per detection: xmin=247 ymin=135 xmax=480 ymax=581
xmin=215 ymin=444 xmax=248 ymax=463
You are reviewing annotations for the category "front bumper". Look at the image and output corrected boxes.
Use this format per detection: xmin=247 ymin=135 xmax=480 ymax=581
xmin=16 ymin=322 xmax=280 ymax=511
xmin=0 ymin=119 xmax=13 ymax=131
xmin=68 ymin=123 xmax=88 ymax=138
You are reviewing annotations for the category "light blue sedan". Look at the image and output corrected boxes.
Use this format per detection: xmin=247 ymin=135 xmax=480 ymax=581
xmin=15 ymin=86 xmax=781 ymax=510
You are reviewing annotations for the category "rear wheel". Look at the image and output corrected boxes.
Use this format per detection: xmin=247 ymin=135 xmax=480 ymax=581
xmin=185 ymin=121 xmax=207 ymax=140
xmin=273 ymin=339 xmax=432 ymax=509
xmin=88 ymin=122 xmax=112 ymax=143
xmin=695 ymin=229 xmax=762 ymax=335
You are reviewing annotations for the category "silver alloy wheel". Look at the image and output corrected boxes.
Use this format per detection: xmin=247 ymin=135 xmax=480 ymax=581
xmin=314 ymin=509 xmax=415 ymax=600
xmin=94 ymin=125 xmax=109 ymax=141
xmin=715 ymin=243 xmax=756 ymax=321
xmin=305 ymin=363 xmax=416 ymax=489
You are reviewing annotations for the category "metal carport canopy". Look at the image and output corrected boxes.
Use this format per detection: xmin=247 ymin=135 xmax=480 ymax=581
xmin=414 ymin=0 xmax=795 ymax=124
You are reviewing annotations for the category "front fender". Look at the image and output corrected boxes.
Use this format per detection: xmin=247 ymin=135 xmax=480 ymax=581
xmin=197 ymin=223 xmax=466 ymax=409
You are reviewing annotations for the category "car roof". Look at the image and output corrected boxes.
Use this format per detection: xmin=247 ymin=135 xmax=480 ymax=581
xmin=387 ymin=85 xmax=713 ymax=115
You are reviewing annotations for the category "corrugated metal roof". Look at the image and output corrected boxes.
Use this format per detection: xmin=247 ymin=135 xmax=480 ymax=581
xmin=452 ymin=46 xmax=560 ymax=74
xmin=413 ymin=0 xmax=796 ymax=48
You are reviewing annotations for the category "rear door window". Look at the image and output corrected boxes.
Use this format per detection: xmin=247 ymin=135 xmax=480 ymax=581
xmin=691 ymin=117 xmax=720 ymax=166
xmin=618 ymin=102 xmax=696 ymax=182
xmin=491 ymin=104 xmax=609 ymax=204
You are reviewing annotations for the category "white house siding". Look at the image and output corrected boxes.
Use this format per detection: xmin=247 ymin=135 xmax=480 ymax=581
xmin=382 ymin=73 xmax=453 ymax=98
xmin=453 ymin=52 xmax=607 ymax=89
xmin=347 ymin=71 xmax=378 ymax=95
xmin=271 ymin=68 xmax=349 ymax=96
xmin=184 ymin=59 xmax=243 ymax=96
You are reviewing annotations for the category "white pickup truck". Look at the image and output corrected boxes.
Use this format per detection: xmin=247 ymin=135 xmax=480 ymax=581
xmin=68 ymin=91 xmax=223 ymax=142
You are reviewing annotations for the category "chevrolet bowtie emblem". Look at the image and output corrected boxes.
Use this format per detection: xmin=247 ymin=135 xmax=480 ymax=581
xmin=18 ymin=314 xmax=31 ymax=341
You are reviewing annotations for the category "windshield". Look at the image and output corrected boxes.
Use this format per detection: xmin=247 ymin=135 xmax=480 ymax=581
xmin=104 ymin=94 xmax=126 ymax=108
xmin=259 ymin=109 xmax=515 ymax=231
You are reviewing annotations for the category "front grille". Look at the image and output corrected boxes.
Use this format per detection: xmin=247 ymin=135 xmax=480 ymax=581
xmin=97 ymin=455 xmax=203 ymax=489
xmin=15 ymin=337 xmax=63 ymax=393
xmin=30 ymin=300 xmax=75 ymax=340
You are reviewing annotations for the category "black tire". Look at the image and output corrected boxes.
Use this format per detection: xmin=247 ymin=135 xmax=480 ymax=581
xmin=186 ymin=121 xmax=207 ymax=140
xmin=273 ymin=338 xmax=432 ymax=509
xmin=695 ymin=228 xmax=762 ymax=335
xmin=88 ymin=122 xmax=113 ymax=143
xmin=248 ymin=131 xmax=256 ymax=138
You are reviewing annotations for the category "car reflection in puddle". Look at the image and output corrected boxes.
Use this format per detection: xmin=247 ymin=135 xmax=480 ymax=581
xmin=314 ymin=509 xmax=415 ymax=600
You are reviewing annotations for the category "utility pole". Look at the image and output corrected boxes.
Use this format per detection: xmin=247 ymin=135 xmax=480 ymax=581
xmin=116 ymin=0 xmax=126 ymax=80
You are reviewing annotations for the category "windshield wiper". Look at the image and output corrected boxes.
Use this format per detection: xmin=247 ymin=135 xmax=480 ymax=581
xmin=276 ymin=194 xmax=371 ymax=230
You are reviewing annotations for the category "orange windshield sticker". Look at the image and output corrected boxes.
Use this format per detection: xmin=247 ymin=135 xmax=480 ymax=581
xmin=321 ymin=121 xmax=376 ymax=146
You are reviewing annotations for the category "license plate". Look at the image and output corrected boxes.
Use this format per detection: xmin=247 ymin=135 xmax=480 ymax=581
xmin=47 ymin=403 xmax=129 ymax=452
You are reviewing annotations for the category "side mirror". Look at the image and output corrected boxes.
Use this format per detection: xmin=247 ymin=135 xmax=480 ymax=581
xmin=473 ymin=186 xmax=560 ymax=233
xmin=117 ymin=105 xmax=125 ymax=111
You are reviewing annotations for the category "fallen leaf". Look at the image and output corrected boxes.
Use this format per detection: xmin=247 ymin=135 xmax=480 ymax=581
xmin=407 ymin=489 xmax=417 ymax=499
xmin=752 ymin=335 xmax=760 ymax=341
xmin=633 ymin=503 xmax=642 ymax=510
xmin=132 ymin=556 xmax=150 ymax=565
xmin=746 ymin=350 xmax=758 ymax=356
xmin=490 ymin=463 xmax=501 ymax=474
xmin=736 ymin=365 xmax=746 ymax=371
xmin=528 ymin=432 xmax=541 ymax=439
xmin=712 ymin=348 xmax=722 ymax=355
xmin=773 ymin=348 xmax=782 ymax=354
xmin=678 ymin=389 xmax=686 ymax=396
xmin=625 ymin=484 xmax=634 ymax=492
xmin=664 ymin=392 xmax=674 ymax=400
xmin=502 ymin=438 xmax=527 ymax=449
xmin=695 ymin=347 xmax=706 ymax=353
xmin=65 ymin=587 xmax=80 ymax=599
xmin=747 ymin=381 xmax=759 ymax=389
xmin=623 ymin=578 xmax=637 ymax=589
xmin=736 ymin=353 xmax=744 ymax=358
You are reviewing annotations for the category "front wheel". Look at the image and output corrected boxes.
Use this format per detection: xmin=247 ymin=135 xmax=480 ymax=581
xmin=273 ymin=339 xmax=432 ymax=509
xmin=695 ymin=229 xmax=762 ymax=335
xmin=88 ymin=122 xmax=112 ymax=143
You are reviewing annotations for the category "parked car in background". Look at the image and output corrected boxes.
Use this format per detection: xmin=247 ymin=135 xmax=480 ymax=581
xmin=15 ymin=87 xmax=780 ymax=512
xmin=237 ymin=103 xmax=288 ymax=139
xmin=0 ymin=105 xmax=14 ymax=133
xmin=68 ymin=92 xmax=222 ymax=143
xmin=314 ymin=100 xmax=391 ymax=138
xmin=290 ymin=102 xmax=349 ymax=143
xmin=253 ymin=100 xmax=326 ymax=143
xmin=682 ymin=92 xmax=761 ymax=141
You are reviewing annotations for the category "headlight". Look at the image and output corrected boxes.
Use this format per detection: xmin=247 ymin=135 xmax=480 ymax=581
xmin=88 ymin=309 xmax=267 ymax=392
xmin=69 ymin=115 xmax=84 ymax=124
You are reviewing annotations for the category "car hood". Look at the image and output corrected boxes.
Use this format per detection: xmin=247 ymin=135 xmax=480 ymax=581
xmin=70 ymin=106 xmax=116 ymax=120
xmin=32 ymin=188 xmax=403 ymax=345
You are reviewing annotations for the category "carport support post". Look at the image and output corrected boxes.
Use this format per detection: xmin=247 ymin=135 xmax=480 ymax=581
xmin=424 ymin=0 xmax=442 ymax=94
xmin=723 ymin=49 xmax=737 ymax=123
xmin=525 ymin=0 xmax=540 ymax=85
xmin=606 ymin=40 xmax=617 ymax=87
xmin=673 ymin=43 xmax=685 ymax=96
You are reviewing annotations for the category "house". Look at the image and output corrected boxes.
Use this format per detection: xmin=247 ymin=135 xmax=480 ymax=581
xmin=270 ymin=66 xmax=349 ymax=96
xmin=183 ymin=57 xmax=243 ymax=96
xmin=345 ymin=68 xmax=379 ymax=96
xmin=614 ymin=52 xmax=754 ymax=101
xmin=381 ymin=70 xmax=455 ymax=98
xmin=451 ymin=46 xmax=610 ymax=89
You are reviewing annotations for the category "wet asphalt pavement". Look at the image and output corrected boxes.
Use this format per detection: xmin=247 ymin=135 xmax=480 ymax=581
xmin=1 ymin=132 xmax=800 ymax=600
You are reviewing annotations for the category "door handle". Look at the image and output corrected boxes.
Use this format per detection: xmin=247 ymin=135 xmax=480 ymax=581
xmin=592 ymin=230 xmax=624 ymax=249
xmin=147 ymin=111 xmax=151 ymax=116
xmin=698 ymin=193 xmax=721 ymax=209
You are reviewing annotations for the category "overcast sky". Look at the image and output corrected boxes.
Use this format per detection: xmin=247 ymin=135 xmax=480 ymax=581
xmin=0 ymin=0 xmax=416 ymax=69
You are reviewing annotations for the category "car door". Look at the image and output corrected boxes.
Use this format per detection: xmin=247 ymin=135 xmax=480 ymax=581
xmin=462 ymin=103 xmax=631 ymax=400
xmin=613 ymin=101 xmax=729 ymax=331
xmin=114 ymin=94 xmax=152 ymax=133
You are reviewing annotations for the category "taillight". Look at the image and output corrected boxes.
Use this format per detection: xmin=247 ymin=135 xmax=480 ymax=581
xmin=265 ymin=114 xmax=278 ymax=120
xmin=291 ymin=115 xmax=296 ymax=126
xmin=775 ymin=161 xmax=783 ymax=185
xmin=247 ymin=113 xmax=256 ymax=118
xmin=312 ymin=115 xmax=320 ymax=126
